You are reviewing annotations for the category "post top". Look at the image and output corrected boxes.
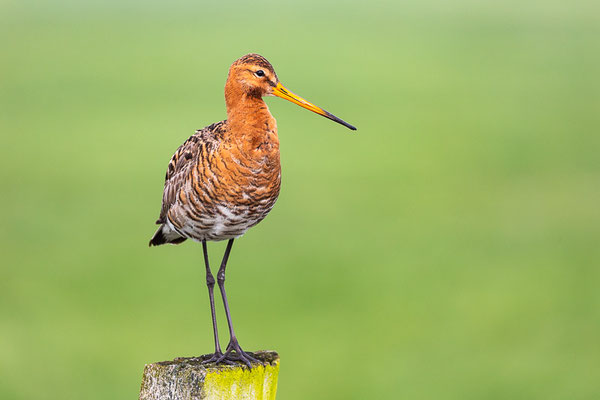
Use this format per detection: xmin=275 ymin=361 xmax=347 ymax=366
xmin=160 ymin=350 xmax=280 ymax=370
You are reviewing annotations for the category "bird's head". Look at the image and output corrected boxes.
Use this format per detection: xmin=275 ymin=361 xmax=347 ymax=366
xmin=226 ymin=53 xmax=356 ymax=131
xmin=227 ymin=53 xmax=279 ymax=98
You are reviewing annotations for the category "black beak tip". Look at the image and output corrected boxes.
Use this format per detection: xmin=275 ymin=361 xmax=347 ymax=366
xmin=340 ymin=120 xmax=357 ymax=131
xmin=324 ymin=110 xmax=357 ymax=131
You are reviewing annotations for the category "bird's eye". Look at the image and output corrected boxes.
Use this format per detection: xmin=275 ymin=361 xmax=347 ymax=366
xmin=255 ymin=70 xmax=265 ymax=77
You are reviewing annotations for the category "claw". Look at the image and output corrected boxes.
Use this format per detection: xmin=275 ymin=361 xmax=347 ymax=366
xmin=200 ymin=352 xmax=235 ymax=365
xmin=212 ymin=339 xmax=262 ymax=368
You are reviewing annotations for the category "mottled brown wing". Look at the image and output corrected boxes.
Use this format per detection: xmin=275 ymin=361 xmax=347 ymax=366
xmin=155 ymin=121 xmax=226 ymax=225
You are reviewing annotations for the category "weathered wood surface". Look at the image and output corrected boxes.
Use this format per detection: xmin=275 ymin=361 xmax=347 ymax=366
xmin=139 ymin=351 xmax=280 ymax=400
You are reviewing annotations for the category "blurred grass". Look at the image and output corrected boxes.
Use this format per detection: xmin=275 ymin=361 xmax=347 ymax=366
xmin=1 ymin=0 xmax=599 ymax=399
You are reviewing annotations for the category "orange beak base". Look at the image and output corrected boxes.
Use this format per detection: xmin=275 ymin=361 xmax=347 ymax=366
xmin=271 ymin=82 xmax=356 ymax=131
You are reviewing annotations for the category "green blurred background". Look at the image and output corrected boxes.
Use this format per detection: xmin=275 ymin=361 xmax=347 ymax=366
xmin=1 ymin=0 xmax=599 ymax=398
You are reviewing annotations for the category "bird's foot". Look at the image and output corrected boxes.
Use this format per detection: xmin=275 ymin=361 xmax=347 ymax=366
xmin=199 ymin=351 xmax=235 ymax=365
xmin=215 ymin=338 xmax=261 ymax=368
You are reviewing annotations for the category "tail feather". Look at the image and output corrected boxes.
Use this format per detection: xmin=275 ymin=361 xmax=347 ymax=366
xmin=149 ymin=225 xmax=187 ymax=246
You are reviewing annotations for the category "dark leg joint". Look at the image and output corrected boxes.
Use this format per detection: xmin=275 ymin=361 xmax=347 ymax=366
xmin=217 ymin=271 xmax=225 ymax=285
xmin=206 ymin=272 xmax=216 ymax=288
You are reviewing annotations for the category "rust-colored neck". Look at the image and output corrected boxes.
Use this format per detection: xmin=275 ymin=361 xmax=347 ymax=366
xmin=223 ymin=78 xmax=278 ymax=154
xmin=225 ymin=79 xmax=273 ymax=131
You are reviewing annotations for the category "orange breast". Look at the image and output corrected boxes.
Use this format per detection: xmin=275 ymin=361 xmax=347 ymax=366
xmin=166 ymin=118 xmax=281 ymax=241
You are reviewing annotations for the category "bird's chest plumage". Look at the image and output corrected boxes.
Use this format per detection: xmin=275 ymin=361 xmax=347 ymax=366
xmin=220 ymin=132 xmax=281 ymax=217
xmin=169 ymin=126 xmax=281 ymax=241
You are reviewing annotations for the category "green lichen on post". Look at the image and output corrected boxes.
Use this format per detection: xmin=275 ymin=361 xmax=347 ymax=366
xmin=139 ymin=351 xmax=279 ymax=400
xmin=203 ymin=355 xmax=279 ymax=400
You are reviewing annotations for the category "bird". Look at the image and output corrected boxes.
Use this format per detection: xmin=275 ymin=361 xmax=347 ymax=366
xmin=149 ymin=53 xmax=356 ymax=366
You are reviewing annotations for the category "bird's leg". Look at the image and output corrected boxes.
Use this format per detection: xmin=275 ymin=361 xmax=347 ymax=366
xmin=215 ymin=239 xmax=260 ymax=367
xmin=200 ymin=240 xmax=232 ymax=365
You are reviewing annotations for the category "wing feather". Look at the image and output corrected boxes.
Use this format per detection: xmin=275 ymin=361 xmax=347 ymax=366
xmin=155 ymin=120 xmax=226 ymax=224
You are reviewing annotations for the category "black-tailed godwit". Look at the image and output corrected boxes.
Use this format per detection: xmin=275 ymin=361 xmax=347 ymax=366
xmin=149 ymin=53 xmax=356 ymax=366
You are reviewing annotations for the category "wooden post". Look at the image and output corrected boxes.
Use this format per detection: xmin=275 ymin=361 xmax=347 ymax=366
xmin=139 ymin=351 xmax=280 ymax=400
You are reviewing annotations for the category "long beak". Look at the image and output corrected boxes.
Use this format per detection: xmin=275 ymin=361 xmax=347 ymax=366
xmin=271 ymin=82 xmax=357 ymax=131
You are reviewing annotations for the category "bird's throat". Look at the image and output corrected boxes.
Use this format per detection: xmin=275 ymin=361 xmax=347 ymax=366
xmin=227 ymin=96 xmax=277 ymax=139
